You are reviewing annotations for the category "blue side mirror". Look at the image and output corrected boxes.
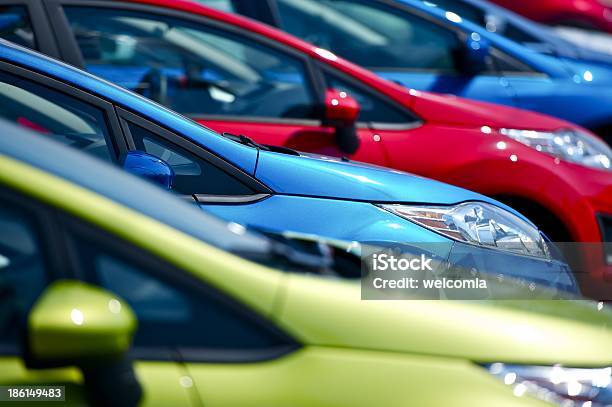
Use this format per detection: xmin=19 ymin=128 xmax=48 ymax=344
xmin=462 ymin=32 xmax=491 ymax=74
xmin=122 ymin=151 xmax=174 ymax=190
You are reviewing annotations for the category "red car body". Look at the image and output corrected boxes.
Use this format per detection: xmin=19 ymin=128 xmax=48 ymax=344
xmin=490 ymin=0 xmax=612 ymax=33
xmin=48 ymin=0 xmax=611 ymax=292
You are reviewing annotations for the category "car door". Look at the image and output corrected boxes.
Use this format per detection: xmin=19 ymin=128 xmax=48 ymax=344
xmin=0 ymin=191 xmax=89 ymax=406
xmin=60 ymin=211 xmax=300 ymax=406
xmin=41 ymin=0 xmax=388 ymax=163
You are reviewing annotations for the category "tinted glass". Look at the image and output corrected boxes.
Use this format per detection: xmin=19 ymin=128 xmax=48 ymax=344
xmin=420 ymin=0 xmax=485 ymax=25
xmin=0 ymin=202 xmax=47 ymax=348
xmin=193 ymin=0 xmax=236 ymax=12
xmin=0 ymin=6 xmax=35 ymax=49
xmin=65 ymin=7 xmax=316 ymax=119
xmin=0 ymin=71 xmax=115 ymax=161
xmin=325 ymin=72 xmax=412 ymax=123
xmin=72 ymin=233 xmax=287 ymax=350
xmin=276 ymin=0 xmax=460 ymax=70
xmin=128 ymin=122 xmax=254 ymax=195
xmin=490 ymin=48 xmax=536 ymax=73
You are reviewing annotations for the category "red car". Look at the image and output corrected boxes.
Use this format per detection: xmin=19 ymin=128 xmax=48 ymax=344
xmin=490 ymin=0 xmax=612 ymax=33
xmin=7 ymin=0 xmax=611 ymax=292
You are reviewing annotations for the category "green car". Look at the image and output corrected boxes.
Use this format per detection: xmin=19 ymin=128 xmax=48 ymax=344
xmin=1 ymin=122 xmax=611 ymax=406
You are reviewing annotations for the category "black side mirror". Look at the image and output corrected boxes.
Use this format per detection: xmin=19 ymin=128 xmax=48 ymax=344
xmin=122 ymin=151 xmax=174 ymax=190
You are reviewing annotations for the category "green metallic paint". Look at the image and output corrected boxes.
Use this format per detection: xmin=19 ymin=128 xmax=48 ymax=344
xmin=1 ymin=154 xmax=611 ymax=406
xmin=28 ymin=281 xmax=136 ymax=362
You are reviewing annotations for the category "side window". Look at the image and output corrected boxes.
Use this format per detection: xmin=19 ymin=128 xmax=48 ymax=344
xmin=127 ymin=121 xmax=255 ymax=195
xmin=324 ymin=72 xmax=414 ymax=124
xmin=276 ymin=0 xmax=461 ymax=71
xmin=69 ymin=230 xmax=289 ymax=352
xmin=193 ymin=0 xmax=236 ymax=12
xmin=490 ymin=48 xmax=539 ymax=74
xmin=421 ymin=0 xmax=486 ymax=26
xmin=0 ymin=6 xmax=35 ymax=49
xmin=0 ymin=70 xmax=116 ymax=161
xmin=0 ymin=201 xmax=48 ymax=349
xmin=63 ymin=7 xmax=317 ymax=119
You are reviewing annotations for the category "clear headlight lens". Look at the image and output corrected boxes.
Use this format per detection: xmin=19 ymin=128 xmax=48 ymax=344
xmin=378 ymin=202 xmax=549 ymax=259
xmin=501 ymin=128 xmax=612 ymax=171
xmin=485 ymin=363 xmax=612 ymax=406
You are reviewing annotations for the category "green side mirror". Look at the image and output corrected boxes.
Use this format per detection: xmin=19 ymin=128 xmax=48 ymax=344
xmin=27 ymin=280 xmax=136 ymax=364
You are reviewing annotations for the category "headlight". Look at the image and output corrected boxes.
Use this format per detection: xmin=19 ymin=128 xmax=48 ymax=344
xmin=485 ymin=363 xmax=612 ymax=406
xmin=378 ymin=202 xmax=550 ymax=259
xmin=500 ymin=128 xmax=612 ymax=171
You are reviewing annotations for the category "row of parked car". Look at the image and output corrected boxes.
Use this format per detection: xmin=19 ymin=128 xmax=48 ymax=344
xmin=0 ymin=0 xmax=610 ymax=405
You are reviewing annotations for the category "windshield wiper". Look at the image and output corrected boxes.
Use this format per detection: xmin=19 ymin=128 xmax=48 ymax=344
xmin=222 ymin=132 xmax=269 ymax=151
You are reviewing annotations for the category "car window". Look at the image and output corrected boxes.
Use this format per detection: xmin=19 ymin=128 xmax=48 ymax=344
xmin=324 ymin=72 xmax=413 ymax=124
xmin=0 ymin=6 xmax=35 ymax=49
xmin=490 ymin=48 xmax=538 ymax=74
xmin=127 ymin=121 xmax=255 ymax=195
xmin=70 ymin=230 xmax=289 ymax=352
xmin=64 ymin=6 xmax=317 ymax=119
xmin=275 ymin=0 xmax=461 ymax=71
xmin=0 ymin=70 xmax=115 ymax=161
xmin=193 ymin=0 xmax=236 ymax=13
xmin=420 ymin=0 xmax=486 ymax=26
xmin=0 ymin=202 xmax=47 ymax=349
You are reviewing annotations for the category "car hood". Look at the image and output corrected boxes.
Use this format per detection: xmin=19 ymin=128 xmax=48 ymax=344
xmin=279 ymin=274 xmax=612 ymax=365
xmin=255 ymin=149 xmax=522 ymax=213
xmin=411 ymin=90 xmax=575 ymax=130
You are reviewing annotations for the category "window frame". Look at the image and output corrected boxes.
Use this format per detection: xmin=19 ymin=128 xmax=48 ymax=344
xmin=0 ymin=186 xmax=70 ymax=356
xmin=315 ymin=61 xmax=422 ymax=130
xmin=117 ymin=107 xmax=273 ymax=201
xmin=44 ymin=0 xmax=327 ymax=126
xmin=0 ymin=0 xmax=60 ymax=56
xmin=59 ymin=211 xmax=300 ymax=363
xmin=0 ymin=60 xmax=129 ymax=163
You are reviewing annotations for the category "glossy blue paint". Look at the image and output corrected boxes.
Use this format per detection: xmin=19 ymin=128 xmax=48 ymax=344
xmin=0 ymin=40 xmax=577 ymax=292
xmin=202 ymin=194 xmax=575 ymax=293
xmin=423 ymin=0 xmax=612 ymax=66
xmin=255 ymin=150 xmax=523 ymax=213
xmin=122 ymin=151 xmax=175 ymax=190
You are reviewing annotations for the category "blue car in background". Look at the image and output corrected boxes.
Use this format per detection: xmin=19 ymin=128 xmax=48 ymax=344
xmin=419 ymin=0 xmax=612 ymax=66
xmin=198 ymin=0 xmax=612 ymax=144
xmin=0 ymin=39 xmax=576 ymax=293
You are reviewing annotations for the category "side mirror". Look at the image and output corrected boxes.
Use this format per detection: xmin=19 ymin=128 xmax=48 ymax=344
xmin=27 ymin=281 xmax=142 ymax=406
xmin=324 ymin=88 xmax=361 ymax=154
xmin=460 ymin=32 xmax=491 ymax=75
xmin=122 ymin=151 xmax=174 ymax=190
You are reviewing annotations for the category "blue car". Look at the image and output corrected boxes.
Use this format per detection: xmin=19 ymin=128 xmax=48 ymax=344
xmin=418 ymin=0 xmax=612 ymax=66
xmin=193 ymin=0 xmax=612 ymax=144
xmin=0 ymin=39 xmax=577 ymax=292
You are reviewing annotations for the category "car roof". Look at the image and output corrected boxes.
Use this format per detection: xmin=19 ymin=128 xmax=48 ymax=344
xmin=0 ymin=119 xmax=269 ymax=253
